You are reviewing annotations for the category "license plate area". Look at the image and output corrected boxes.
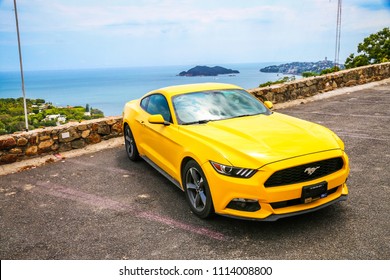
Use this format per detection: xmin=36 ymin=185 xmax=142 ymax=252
xmin=301 ymin=181 xmax=328 ymax=204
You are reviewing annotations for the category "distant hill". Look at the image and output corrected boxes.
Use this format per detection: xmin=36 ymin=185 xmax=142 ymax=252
xmin=260 ymin=60 xmax=344 ymax=75
xmin=178 ymin=66 xmax=240 ymax=76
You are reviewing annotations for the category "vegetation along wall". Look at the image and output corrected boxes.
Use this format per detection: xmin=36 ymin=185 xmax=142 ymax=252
xmin=0 ymin=62 xmax=389 ymax=165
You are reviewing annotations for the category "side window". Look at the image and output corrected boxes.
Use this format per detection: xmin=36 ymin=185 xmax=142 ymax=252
xmin=140 ymin=96 xmax=149 ymax=110
xmin=142 ymin=94 xmax=172 ymax=123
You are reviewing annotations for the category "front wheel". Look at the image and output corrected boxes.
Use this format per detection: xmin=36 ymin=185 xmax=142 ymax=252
xmin=183 ymin=160 xmax=214 ymax=219
xmin=124 ymin=124 xmax=139 ymax=161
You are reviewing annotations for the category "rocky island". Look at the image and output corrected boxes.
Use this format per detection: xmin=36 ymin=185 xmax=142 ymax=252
xmin=260 ymin=59 xmax=344 ymax=75
xmin=178 ymin=66 xmax=240 ymax=76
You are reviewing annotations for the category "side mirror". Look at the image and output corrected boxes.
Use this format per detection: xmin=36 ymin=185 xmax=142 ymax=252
xmin=264 ymin=101 xmax=274 ymax=110
xmin=148 ymin=114 xmax=170 ymax=125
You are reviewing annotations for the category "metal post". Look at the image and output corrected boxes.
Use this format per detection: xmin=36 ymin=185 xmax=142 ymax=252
xmin=13 ymin=0 xmax=29 ymax=131
xmin=334 ymin=0 xmax=342 ymax=67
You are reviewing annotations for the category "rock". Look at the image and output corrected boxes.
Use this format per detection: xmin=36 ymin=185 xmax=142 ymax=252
xmin=25 ymin=146 xmax=38 ymax=156
xmin=346 ymin=80 xmax=357 ymax=87
xmin=10 ymin=148 xmax=23 ymax=155
xmin=105 ymin=119 xmax=117 ymax=125
xmin=39 ymin=135 xmax=51 ymax=141
xmin=305 ymin=80 xmax=313 ymax=87
xmin=17 ymin=137 xmax=28 ymax=147
xmin=86 ymin=133 xmax=101 ymax=144
xmin=111 ymin=122 xmax=122 ymax=134
xmin=59 ymin=142 xmax=72 ymax=152
xmin=0 ymin=137 xmax=16 ymax=150
xmin=81 ymin=130 xmax=91 ymax=138
xmin=97 ymin=124 xmax=110 ymax=135
xmin=51 ymin=143 xmax=59 ymax=151
xmin=77 ymin=124 xmax=88 ymax=131
xmin=71 ymin=139 xmax=86 ymax=149
xmin=29 ymin=134 xmax=38 ymax=145
xmin=38 ymin=140 xmax=54 ymax=153
xmin=0 ymin=154 xmax=18 ymax=164
xmin=91 ymin=123 xmax=99 ymax=132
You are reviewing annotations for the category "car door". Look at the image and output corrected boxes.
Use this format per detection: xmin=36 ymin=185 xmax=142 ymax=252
xmin=137 ymin=93 xmax=183 ymax=181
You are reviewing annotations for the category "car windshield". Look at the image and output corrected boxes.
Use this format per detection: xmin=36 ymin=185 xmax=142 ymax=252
xmin=172 ymin=89 xmax=270 ymax=125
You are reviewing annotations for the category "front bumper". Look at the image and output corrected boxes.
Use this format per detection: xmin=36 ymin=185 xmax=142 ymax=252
xmin=221 ymin=194 xmax=348 ymax=221
xmin=202 ymin=150 xmax=350 ymax=221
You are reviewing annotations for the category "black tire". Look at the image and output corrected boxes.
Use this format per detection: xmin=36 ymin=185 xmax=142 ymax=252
xmin=124 ymin=124 xmax=140 ymax=161
xmin=183 ymin=160 xmax=214 ymax=218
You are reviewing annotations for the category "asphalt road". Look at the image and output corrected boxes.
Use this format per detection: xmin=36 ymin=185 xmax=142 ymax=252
xmin=1 ymin=81 xmax=389 ymax=260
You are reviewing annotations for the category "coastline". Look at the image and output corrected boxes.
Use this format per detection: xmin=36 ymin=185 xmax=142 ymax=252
xmin=0 ymin=63 xmax=286 ymax=116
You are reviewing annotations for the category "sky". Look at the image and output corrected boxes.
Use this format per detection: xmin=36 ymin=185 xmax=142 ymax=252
xmin=0 ymin=0 xmax=389 ymax=71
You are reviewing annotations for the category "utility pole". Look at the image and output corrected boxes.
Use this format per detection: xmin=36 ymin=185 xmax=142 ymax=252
xmin=334 ymin=0 xmax=342 ymax=67
xmin=13 ymin=0 xmax=29 ymax=131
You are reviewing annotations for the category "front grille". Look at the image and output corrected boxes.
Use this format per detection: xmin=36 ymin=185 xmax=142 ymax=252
xmin=264 ymin=157 xmax=344 ymax=187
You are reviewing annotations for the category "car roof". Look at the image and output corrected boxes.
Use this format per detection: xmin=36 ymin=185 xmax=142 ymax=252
xmin=145 ymin=83 xmax=244 ymax=97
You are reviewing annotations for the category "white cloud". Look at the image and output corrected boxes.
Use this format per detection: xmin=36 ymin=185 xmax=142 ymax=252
xmin=1 ymin=0 xmax=389 ymax=69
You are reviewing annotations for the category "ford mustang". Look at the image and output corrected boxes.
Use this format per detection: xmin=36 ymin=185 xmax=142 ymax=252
xmin=122 ymin=83 xmax=349 ymax=221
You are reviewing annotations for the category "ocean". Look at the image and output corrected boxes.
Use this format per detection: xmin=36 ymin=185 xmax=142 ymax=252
xmin=0 ymin=63 xmax=289 ymax=117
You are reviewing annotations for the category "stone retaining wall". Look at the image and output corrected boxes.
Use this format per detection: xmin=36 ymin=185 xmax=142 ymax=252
xmin=1 ymin=63 xmax=389 ymax=165
xmin=0 ymin=117 xmax=122 ymax=165
xmin=248 ymin=62 xmax=390 ymax=103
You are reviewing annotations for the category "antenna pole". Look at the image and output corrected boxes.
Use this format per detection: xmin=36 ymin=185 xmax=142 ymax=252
xmin=13 ymin=0 xmax=29 ymax=131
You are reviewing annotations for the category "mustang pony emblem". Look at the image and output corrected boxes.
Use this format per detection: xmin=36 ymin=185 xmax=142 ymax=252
xmin=304 ymin=166 xmax=321 ymax=176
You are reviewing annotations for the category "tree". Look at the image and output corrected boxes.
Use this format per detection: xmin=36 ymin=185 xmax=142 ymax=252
xmin=320 ymin=66 xmax=340 ymax=75
xmin=259 ymin=76 xmax=296 ymax=87
xmin=302 ymin=72 xmax=318 ymax=77
xmin=345 ymin=27 xmax=390 ymax=69
xmin=35 ymin=99 xmax=45 ymax=104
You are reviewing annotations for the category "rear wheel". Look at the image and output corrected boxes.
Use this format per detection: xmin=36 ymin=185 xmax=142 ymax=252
xmin=124 ymin=124 xmax=139 ymax=161
xmin=183 ymin=160 xmax=214 ymax=218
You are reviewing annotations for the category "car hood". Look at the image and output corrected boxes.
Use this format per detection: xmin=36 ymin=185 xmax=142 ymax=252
xmin=179 ymin=112 xmax=342 ymax=168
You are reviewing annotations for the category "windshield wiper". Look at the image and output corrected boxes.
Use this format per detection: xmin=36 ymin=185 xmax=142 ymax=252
xmin=235 ymin=113 xmax=260 ymax=118
xmin=182 ymin=119 xmax=212 ymax=125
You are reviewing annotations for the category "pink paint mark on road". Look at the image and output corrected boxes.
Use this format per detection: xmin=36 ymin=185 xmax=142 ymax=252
xmin=66 ymin=158 xmax=132 ymax=175
xmin=138 ymin=212 xmax=226 ymax=241
xmin=34 ymin=181 xmax=227 ymax=241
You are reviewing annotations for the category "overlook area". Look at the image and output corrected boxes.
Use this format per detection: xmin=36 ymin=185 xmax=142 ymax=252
xmin=1 ymin=80 xmax=389 ymax=260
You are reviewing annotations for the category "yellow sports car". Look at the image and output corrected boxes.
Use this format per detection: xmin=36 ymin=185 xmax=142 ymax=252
xmin=123 ymin=83 xmax=349 ymax=221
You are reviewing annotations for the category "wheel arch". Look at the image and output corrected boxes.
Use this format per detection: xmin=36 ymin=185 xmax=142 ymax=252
xmin=180 ymin=156 xmax=196 ymax=186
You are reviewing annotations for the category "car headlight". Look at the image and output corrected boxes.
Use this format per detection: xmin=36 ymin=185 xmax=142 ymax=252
xmin=210 ymin=161 xmax=257 ymax=178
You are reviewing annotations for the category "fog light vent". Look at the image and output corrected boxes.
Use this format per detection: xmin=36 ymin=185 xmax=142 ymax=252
xmin=226 ymin=198 xmax=260 ymax=212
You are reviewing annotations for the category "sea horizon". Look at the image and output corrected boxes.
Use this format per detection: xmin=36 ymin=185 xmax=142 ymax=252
xmin=0 ymin=62 xmax=295 ymax=117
